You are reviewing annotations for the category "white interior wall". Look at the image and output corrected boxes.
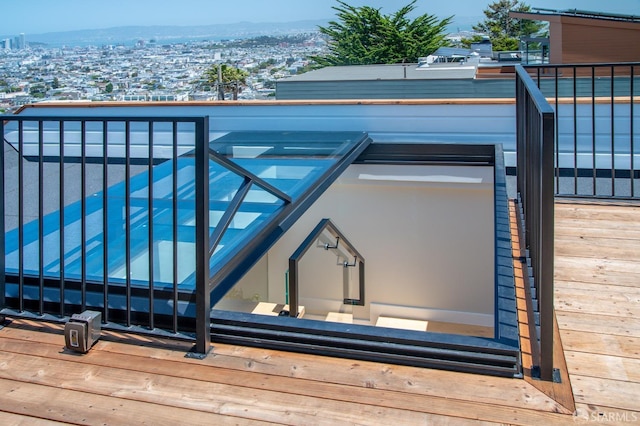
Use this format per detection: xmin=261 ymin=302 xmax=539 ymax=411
xmin=237 ymin=164 xmax=496 ymax=326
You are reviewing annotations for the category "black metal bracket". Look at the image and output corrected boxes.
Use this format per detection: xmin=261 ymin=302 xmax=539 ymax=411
xmin=530 ymin=366 xmax=562 ymax=383
xmin=342 ymin=255 xmax=357 ymax=268
xmin=185 ymin=344 xmax=213 ymax=360
xmin=323 ymin=237 xmax=339 ymax=250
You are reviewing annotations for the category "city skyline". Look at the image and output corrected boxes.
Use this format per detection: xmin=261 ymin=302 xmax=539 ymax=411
xmin=2 ymin=0 xmax=639 ymax=36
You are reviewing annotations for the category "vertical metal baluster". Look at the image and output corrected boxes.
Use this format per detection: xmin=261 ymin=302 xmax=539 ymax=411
xmin=148 ymin=121 xmax=155 ymax=330
xmin=59 ymin=121 xmax=65 ymax=316
xmin=172 ymin=121 xmax=179 ymax=333
xmin=631 ymin=65 xmax=635 ymax=198
xmin=573 ymin=67 xmax=578 ymax=194
xmin=592 ymin=67 xmax=597 ymax=196
xmin=38 ymin=121 xmax=44 ymax=315
xmin=102 ymin=121 xmax=109 ymax=323
xmin=554 ymin=67 xmax=559 ymax=194
xmin=611 ymin=66 xmax=615 ymax=196
xmin=81 ymin=120 xmax=87 ymax=311
xmin=0 ymin=119 xmax=5 ymax=312
xmin=18 ymin=121 xmax=23 ymax=312
xmin=125 ymin=121 xmax=131 ymax=326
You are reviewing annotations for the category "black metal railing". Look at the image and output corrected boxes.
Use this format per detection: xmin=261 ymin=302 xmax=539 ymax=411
xmin=288 ymin=218 xmax=365 ymax=319
xmin=525 ymin=62 xmax=639 ymax=199
xmin=515 ymin=65 xmax=556 ymax=381
xmin=0 ymin=115 xmax=213 ymax=354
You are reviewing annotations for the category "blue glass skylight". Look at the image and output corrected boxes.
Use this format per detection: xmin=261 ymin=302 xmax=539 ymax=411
xmin=4 ymin=131 xmax=368 ymax=300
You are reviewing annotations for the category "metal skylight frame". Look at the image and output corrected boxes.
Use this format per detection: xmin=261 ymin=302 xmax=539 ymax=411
xmin=209 ymin=142 xmax=521 ymax=377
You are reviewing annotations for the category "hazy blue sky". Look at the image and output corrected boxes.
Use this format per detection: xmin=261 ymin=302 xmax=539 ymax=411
xmin=2 ymin=0 xmax=639 ymax=35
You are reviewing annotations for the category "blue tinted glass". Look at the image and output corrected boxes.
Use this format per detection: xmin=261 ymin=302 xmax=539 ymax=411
xmin=211 ymin=131 xmax=366 ymax=197
xmin=4 ymin=131 xmax=365 ymax=296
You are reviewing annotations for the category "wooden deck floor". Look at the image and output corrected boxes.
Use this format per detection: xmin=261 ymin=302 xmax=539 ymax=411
xmin=0 ymin=200 xmax=638 ymax=425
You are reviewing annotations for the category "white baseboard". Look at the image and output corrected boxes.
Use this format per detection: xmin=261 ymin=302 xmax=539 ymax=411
xmin=370 ymin=302 xmax=494 ymax=328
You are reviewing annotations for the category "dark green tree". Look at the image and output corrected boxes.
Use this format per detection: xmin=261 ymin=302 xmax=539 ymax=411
xmin=314 ymin=0 xmax=452 ymax=66
xmin=204 ymin=64 xmax=249 ymax=100
xmin=105 ymin=82 xmax=113 ymax=93
xmin=51 ymin=77 xmax=60 ymax=89
xmin=29 ymin=84 xmax=47 ymax=98
xmin=472 ymin=0 xmax=546 ymax=51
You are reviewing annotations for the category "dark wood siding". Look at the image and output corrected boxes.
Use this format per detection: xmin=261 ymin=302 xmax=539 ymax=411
xmin=276 ymin=79 xmax=517 ymax=100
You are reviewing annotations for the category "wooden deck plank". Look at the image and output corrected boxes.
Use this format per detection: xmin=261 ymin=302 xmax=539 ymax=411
xmin=555 ymin=237 xmax=640 ymax=261
xmin=0 ymin=322 xmax=548 ymax=411
xmin=0 ymin=349 xmax=440 ymax=426
xmin=0 ymin=325 xmax=572 ymax=424
xmin=98 ymin=342 xmax=568 ymax=415
xmin=555 ymin=203 xmax=640 ymax=226
xmin=554 ymin=203 xmax=640 ymax=220
xmin=554 ymin=200 xmax=640 ymax=422
xmin=570 ymin=375 xmax=640 ymax=412
xmin=0 ymin=377 xmax=264 ymax=426
xmin=555 ymin=221 xmax=640 ymax=240
xmin=0 ymin=411 xmax=70 ymax=426
xmin=0 ymin=324 xmax=576 ymax=424
xmin=555 ymin=254 xmax=640 ymax=275
xmin=564 ymin=351 xmax=640 ymax=382
xmin=555 ymin=267 xmax=640 ymax=287
xmin=573 ymin=403 xmax=640 ymax=424
xmin=555 ymin=280 xmax=640 ymax=295
xmin=555 ymin=234 xmax=640 ymax=252
xmin=554 ymin=287 xmax=640 ymax=318
xmin=556 ymin=311 xmax=640 ymax=338
xmin=559 ymin=328 xmax=640 ymax=360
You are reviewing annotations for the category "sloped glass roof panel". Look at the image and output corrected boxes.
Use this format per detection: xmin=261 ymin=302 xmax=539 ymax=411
xmin=210 ymin=131 xmax=367 ymax=198
xmin=4 ymin=131 xmax=369 ymax=299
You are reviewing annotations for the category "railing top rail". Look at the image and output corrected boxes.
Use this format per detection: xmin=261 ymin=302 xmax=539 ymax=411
xmin=515 ymin=65 xmax=555 ymax=115
xmin=0 ymin=115 xmax=208 ymax=123
xmin=524 ymin=61 xmax=640 ymax=69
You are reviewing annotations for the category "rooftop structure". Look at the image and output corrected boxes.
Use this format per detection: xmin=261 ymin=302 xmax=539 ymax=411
xmin=0 ymin=58 xmax=639 ymax=423
xmin=275 ymin=63 xmax=521 ymax=100
xmin=510 ymin=8 xmax=640 ymax=64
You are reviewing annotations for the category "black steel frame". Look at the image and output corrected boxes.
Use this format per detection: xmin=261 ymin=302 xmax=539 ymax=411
xmin=515 ymin=65 xmax=556 ymax=381
xmin=210 ymin=142 xmax=521 ymax=377
xmin=525 ymin=62 xmax=639 ymax=199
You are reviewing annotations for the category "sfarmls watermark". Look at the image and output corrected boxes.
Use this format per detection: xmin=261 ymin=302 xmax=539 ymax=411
xmin=573 ymin=409 xmax=638 ymax=423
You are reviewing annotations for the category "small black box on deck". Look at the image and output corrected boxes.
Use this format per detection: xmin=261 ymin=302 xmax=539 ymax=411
xmin=64 ymin=310 xmax=102 ymax=353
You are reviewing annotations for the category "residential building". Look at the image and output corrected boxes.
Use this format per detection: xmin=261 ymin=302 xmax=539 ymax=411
xmin=510 ymin=8 xmax=640 ymax=64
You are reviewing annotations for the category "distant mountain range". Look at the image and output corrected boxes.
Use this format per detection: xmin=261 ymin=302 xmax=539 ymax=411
xmin=10 ymin=16 xmax=480 ymax=48
xmin=17 ymin=20 xmax=330 ymax=47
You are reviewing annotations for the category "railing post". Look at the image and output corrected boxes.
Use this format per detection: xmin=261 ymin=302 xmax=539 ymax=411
xmin=194 ymin=116 xmax=211 ymax=356
xmin=515 ymin=65 xmax=557 ymax=381
xmin=0 ymin=119 xmax=5 ymax=312
xmin=539 ymin=110 xmax=556 ymax=381
xmin=288 ymin=258 xmax=298 ymax=318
